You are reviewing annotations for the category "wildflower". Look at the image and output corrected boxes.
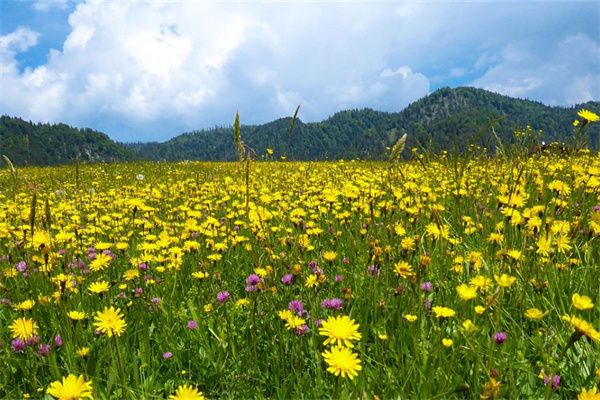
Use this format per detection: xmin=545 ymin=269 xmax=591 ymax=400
xmin=562 ymin=315 xmax=600 ymax=343
xmin=203 ymin=304 xmax=212 ymax=313
xmin=285 ymin=315 xmax=306 ymax=330
xmin=246 ymin=274 xmax=261 ymax=286
xmin=442 ymin=338 xmax=453 ymax=347
xmin=93 ymin=306 xmax=127 ymax=337
xmin=67 ymin=311 xmax=86 ymax=321
xmin=367 ymin=265 xmax=380 ymax=276
xmin=335 ymin=274 xmax=344 ymax=282
xmin=432 ymin=306 xmax=456 ymax=318
xmin=474 ymin=305 xmax=486 ymax=315
xmin=47 ymin=374 xmax=93 ymax=400
xmin=288 ymin=300 xmax=304 ymax=314
xmin=9 ymin=317 xmax=39 ymax=341
xmin=163 ymin=351 xmax=173 ymax=359
xmin=319 ymin=315 xmax=362 ymax=348
xmin=420 ymin=282 xmax=433 ymax=292
xmin=217 ymin=291 xmax=230 ymax=304
xmin=481 ymin=377 xmax=501 ymax=399
xmin=403 ymin=314 xmax=418 ymax=322
xmin=394 ymin=261 xmax=415 ymax=278
xmin=89 ymin=253 xmax=112 ymax=272
xmin=543 ymin=374 xmax=560 ymax=390
xmin=305 ymin=274 xmax=318 ymax=288
xmin=88 ymin=281 xmax=110 ymax=294
xmin=323 ymin=251 xmax=337 ymax=263
xmin=321 ymin=298 xmax=343 ymax=310
xmin=456 ymin=284 xmax=477 ymax=301
xmin=77 ymin=347 xmax=89 ymax=358
xmin=281 ymin=273 xmax=293 ymax=285
xmin=572 ymin=293 xmax=594 ymax=310
xmin=187 ymin=320 xmax=198 ymax=330
xmin=578 ymin=387 xmax=600 ymax=400
xmin=14 ymin=299 xmax=35 ymax=311
xmin=578 ymin=109 xmax=600 ymax=123
xmin=38 ymin=343 xmax=51 ymax=357
xmin=321 ymin=346 xmax=362 ymax=380
xmin=494 ymin=274 xmax=516 ymax=288
xmin=54 ymin=335 xmax=63 ymax=348
xmin=169 ymin=384 xmax=205 ymax=400
xmin=492 ymin=331 xmax=507 ymax=345
xmin=235 ymin=298 xmax=249 ymax=308
xmin=11 ymin=338 xmax=26 ymax=352
xmin=462 ymin=319 xmax=477 ymax=333
xmin=524 ymin=308 xmax=547 ymax=320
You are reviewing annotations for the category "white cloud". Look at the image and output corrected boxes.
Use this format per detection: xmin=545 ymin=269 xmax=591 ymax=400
xmin=33 ymin=0 xmax=71 ymax=12
xmin=472 ymin=34 xmax=600 ymax=105
xmin=0 ymin=2 xmax=598 ymax=141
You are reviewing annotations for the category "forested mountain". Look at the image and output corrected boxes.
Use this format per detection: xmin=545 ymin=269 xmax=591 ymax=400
xmin=129 ymin=87 xmax=600 ymax=161
xmin=0 ymin=116 xmax=134 ymax=165
xmin=2 ymin=87 xmax=599 ymax=165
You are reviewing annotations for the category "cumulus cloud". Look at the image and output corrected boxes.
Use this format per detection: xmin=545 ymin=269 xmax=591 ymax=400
xmin=472 ymin=34 xmax=600 ymax=105
xmin=0 ymin=1 xmax=598 ymax=141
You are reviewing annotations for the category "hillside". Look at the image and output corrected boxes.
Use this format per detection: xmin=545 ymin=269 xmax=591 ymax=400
xmin=0 ymin=116 xmax=134 ymax=166
xmin=130 ymin=87 xmax=600 ymax=161
xmin=2 ymin=87 xmax=599 ymax=165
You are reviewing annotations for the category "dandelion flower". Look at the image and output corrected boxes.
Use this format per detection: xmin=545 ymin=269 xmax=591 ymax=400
xmin=321 ymin=346 xmax=362 ymax=379
xmin=319 ymin=315 xmax=362 ymax=348
xmin=578 ymin=387 xmax=600 ymax=400
xmin=456 ymin=284 xmax=477 ymax=301
xmin=67 ymin=311 xmax=87 ymax=321
xmin=495 ymin=274 xmax=516 ymax=288
xmin=89 ymin=253 xmax=112 ymax=272
xmin=47 ymin=374 xmax=93 ymax=400
xmin=562 ymin=315 xmax=600 ymax=343
xmin=88 ymin=281 xmax=110 ymax=294
xmin=93 ymin=306 xmax=127 ymax=337
xmin=9 ymin=317 xmax=39 ymax=341
xmin=578 ymin=109 xmax=600 ymax=123
xmin=168 ymin=384 xmax=205 ymax=400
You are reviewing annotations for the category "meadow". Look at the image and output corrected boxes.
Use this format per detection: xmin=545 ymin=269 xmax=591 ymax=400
xmin=1 ymin=116 xmax=600 ymax=399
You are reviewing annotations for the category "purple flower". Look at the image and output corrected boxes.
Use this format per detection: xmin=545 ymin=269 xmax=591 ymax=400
xmin=16 ymin=261 xmax=27 ymax=272
xmin=288 ymin=300 xmax=304 ymax=314
xmin=335 ymin=274 xmax=344 ymax=283
xmin=58 ymin=249 xmax=66 ymax=256
xmin=544 ymin=374 xmax=560 ymax=390
xmin=246 ymin=274 xmax=261 ymax=286
xmin=308 ymin=261 xmax=317 ymax=269
xmin=134 ymin=287 xmax=143 ymax=296
xmin=367 ymin=265 xmax=380 ymax=276
xmin=217 ymin=291 xmax=230 ymax=304
xmin=245 ymin=285 xmax=257 ymax=293
xmin=162 ymin=351 xmax=173 ymax=359
xmin=151 ymin=297 xmax=161 ymax=306
xmin=342 ymin=257 xmax=350 ymax=265
xmin=11 ymin=339 xmax=25 ymax=353
xmin=38 ymin=343 xmax=50 ymax=357
xmin=423 ymin=298 xmax=432 ymax=311
xmin=321 ymin=298 xmax=343 ymax=310
xmin=593 ymin=204 xmax=600 ymax=213
xmin=420 ymin=282 xmax=433 ymax=292
xmin=493 ymin=332 xmax=507 ymax=345
xmin=187 ymin=320 xmax=198 ymax=330
xmin=26 ymin=335 xmax=40 ymax=346
xmin=138 ymin=263 xmax=149 ymax=271
xmin=54 ymin=335 xmax=63 ymax=348
xmin=281 ymin=274 xmax=293 ymax=286
xmin=315 ymin=319 xmax=323 ymax=328
xmin=295 ymin=324 xmax=309 ymax=336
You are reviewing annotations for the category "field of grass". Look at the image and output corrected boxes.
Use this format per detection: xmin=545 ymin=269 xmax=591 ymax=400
xmin=1 ymin=132 xmax=600 ymax=398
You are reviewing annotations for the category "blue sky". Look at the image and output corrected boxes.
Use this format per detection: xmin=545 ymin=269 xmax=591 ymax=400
xmin=1 ymin=0 xmax=599 ymax=142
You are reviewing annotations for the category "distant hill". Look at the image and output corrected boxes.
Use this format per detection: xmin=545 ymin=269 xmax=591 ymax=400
xmin=129 ymin=87 xmax=600 ymax=161
xmin=2 ymin=87 xmax=599 ymax=165
xmin=0 ymin=116 xmax=134 ymax=166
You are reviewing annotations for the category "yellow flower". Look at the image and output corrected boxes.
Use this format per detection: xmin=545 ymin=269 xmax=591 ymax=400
xmin=462 ymin=319 xmax=477 ymax=333
xmin=474 ymin=305 xmax=486 ymax=315
xmin=524 ymin=308 xmax=547 ymax=320
xmin=572 ymin=293 xmax=594 ymax=310
xmin=47 ymin=374 xmax=93 ymax=400
xmin=235 ymin=298 xmax=249 ymax=308
xmin=88 ymin=281 xmax=110 ymax=294
xmin=89 ymin=253 xmax=112 ymax=272
xmin=403 ymin=314 xmax=418 ymax=322
xmin=203 ymin=304 xmax=213 ymax=313
xmin=192 ymin=271 xmax=209 ymax=280
xmin=13 ymin=299 xmax=35 ymax=311
xmin=562 ymin=315 xmax=600 ymax=343
xmin=77 ymin=347 xmax=90 ymax=358
xmin=319 ymin=315 xmax=362 ymax=348
xmin=321 ymin=346 xmax=362 ymax=380
xmin=285 ymin=315 xmax=306 ymax=330
xmin=456 ymin=284 xmax=477 ymax=301
xmin=169 ymin=384 xmax=205 ymax=400
xmin=442 ymin=338 xmax=453 ymax=347
xmin=305 ymin=274 xmax=318 ymax=288
xmin=495 ymin=274 xmax=516 ymax=288
xmin=323 ymin=250 xmax=337 ymax=263
xmin=432 ymin=306 xmax=456 ymax=318
xmin=93 ymin=306 xmax=127 ymax=337
xmin=67 ymin=311 xmax=87 ymax=321
xmin=578 ymin=387 xmax=600 ymax=400
xmin=578 ymin=109 xmax=600 ymax=123
xmin=394 ymin=261 xmax=415 ymax=278
xmin=9 ymin=317 xmax=39 ymax=341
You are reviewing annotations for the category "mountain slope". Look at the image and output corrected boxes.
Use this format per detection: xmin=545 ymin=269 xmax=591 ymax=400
xmin=130 ymin=87 xmax=600 ymax=161
xmin=0 ymin=116 xmax=135 ymax=166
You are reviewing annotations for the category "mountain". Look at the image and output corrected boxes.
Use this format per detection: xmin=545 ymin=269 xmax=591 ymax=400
xmin=0 ymin=116 xmax=134 ymax=166
xmin=129 ymin=87 xmax=600 ymax=161
xmin=2 ymin=87 xmax=599 ymax=165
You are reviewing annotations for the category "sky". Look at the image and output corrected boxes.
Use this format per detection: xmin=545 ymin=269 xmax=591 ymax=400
xmin=1 ymin=0 xmax=599 ymax=142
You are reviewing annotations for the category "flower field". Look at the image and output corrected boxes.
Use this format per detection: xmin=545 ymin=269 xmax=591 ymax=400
xmin=1 ymin=140 xmax=600 ymax=398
